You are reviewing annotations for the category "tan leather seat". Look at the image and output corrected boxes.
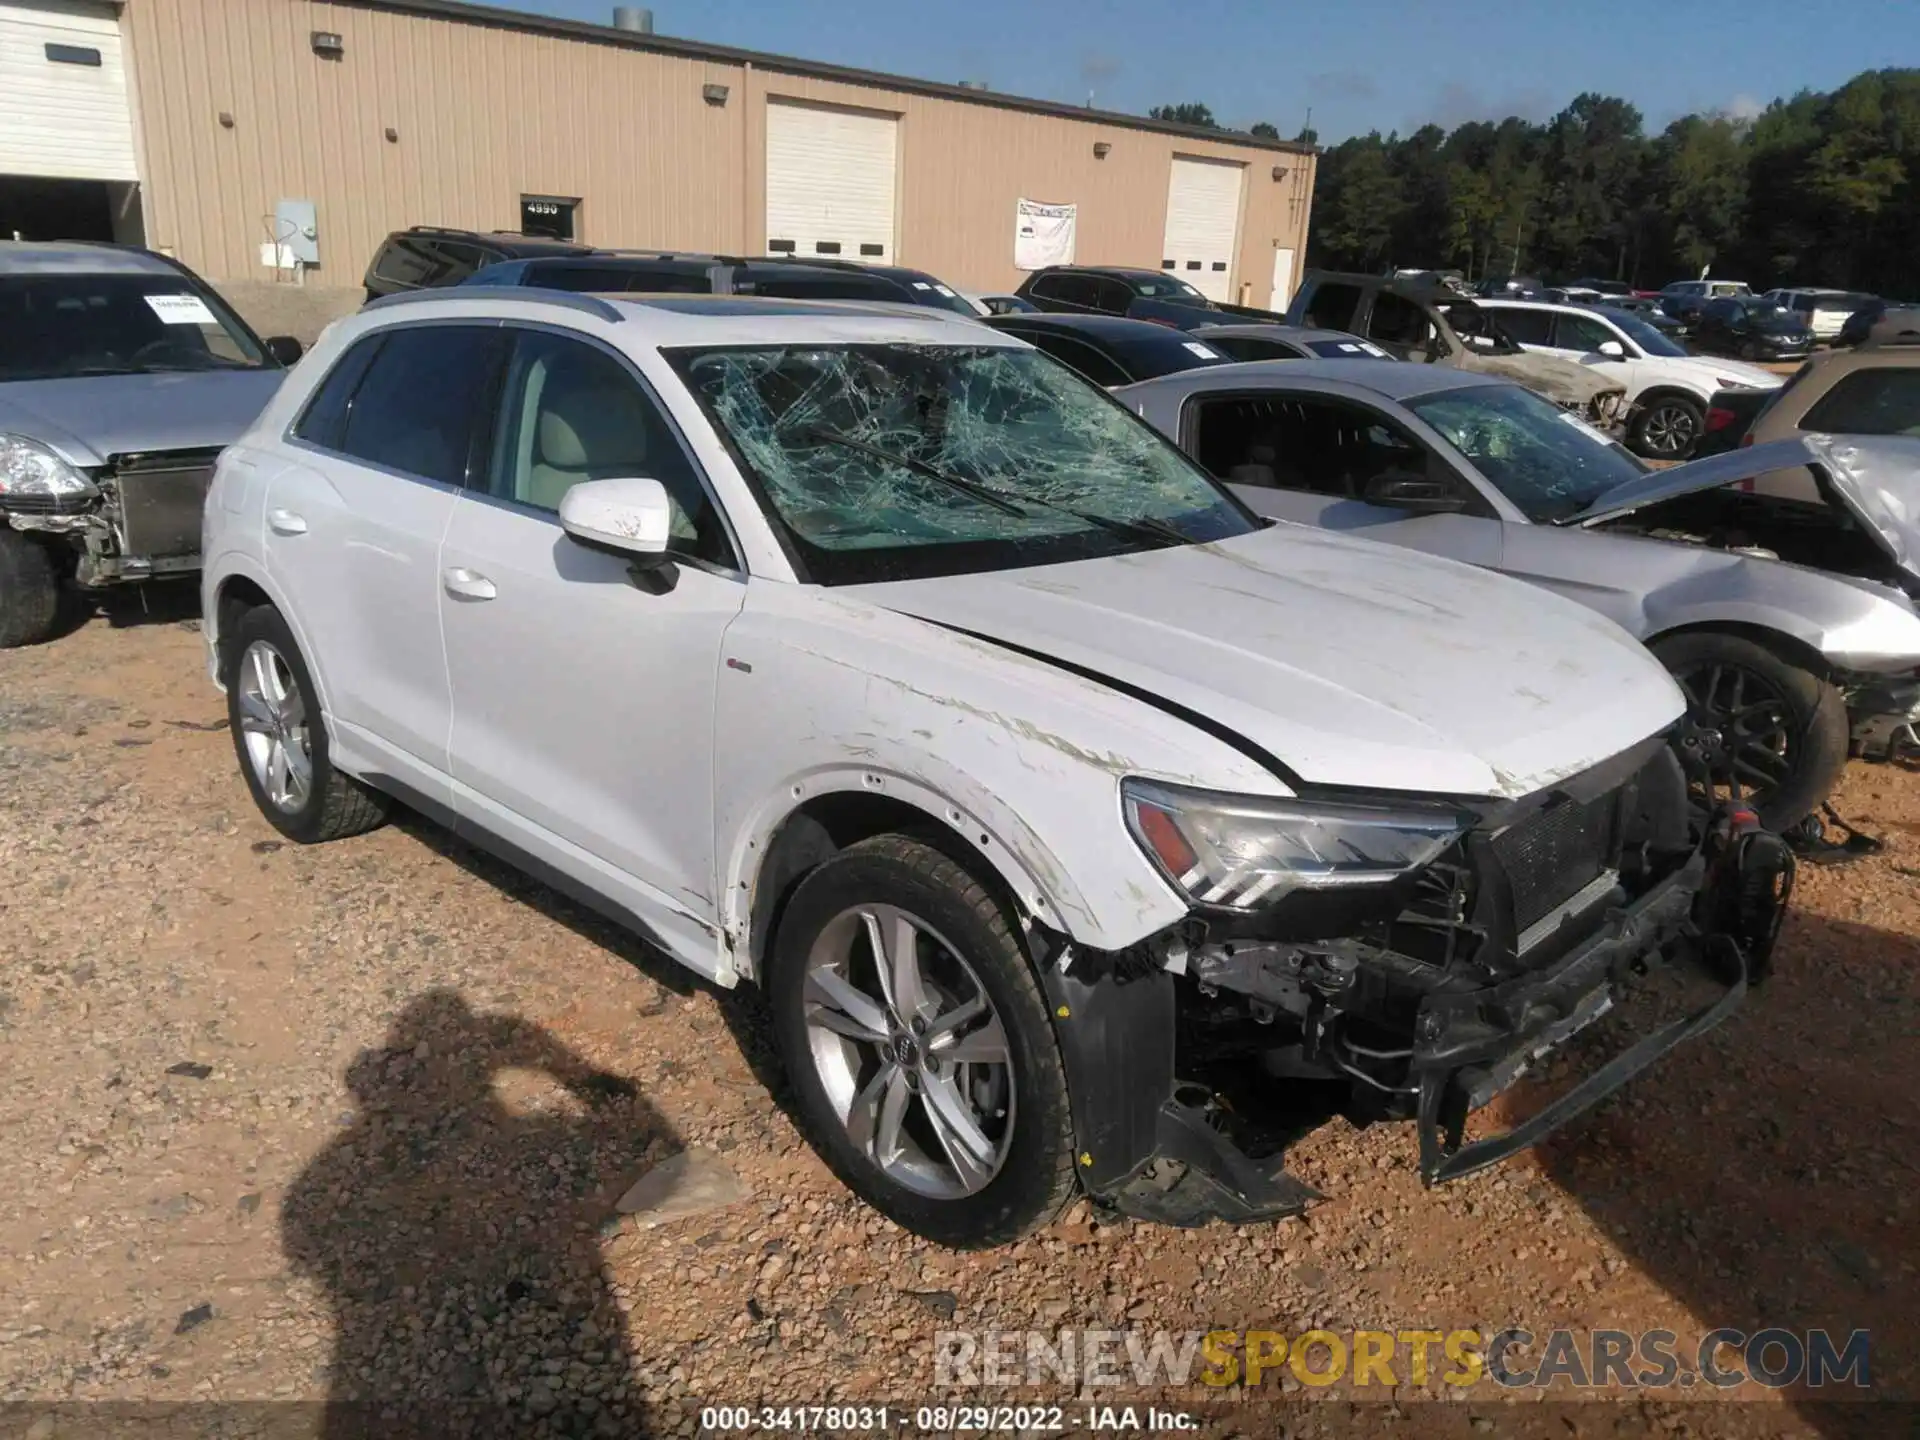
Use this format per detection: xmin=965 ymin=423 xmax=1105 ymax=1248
xmin=520 ymin=375 xmax=652 ymax=511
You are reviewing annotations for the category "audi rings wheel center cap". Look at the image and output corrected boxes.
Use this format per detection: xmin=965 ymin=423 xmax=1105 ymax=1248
xmin=892 ymin=1033 xmax=920 ymax=1069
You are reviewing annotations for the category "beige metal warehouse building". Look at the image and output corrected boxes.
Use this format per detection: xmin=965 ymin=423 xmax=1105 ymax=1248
xmin=2 ymin=0 xmax=1315 ymax=322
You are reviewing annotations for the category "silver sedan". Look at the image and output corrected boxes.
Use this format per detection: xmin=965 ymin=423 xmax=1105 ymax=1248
xmin=1119 ymin=359 xmax=1920 ymax=829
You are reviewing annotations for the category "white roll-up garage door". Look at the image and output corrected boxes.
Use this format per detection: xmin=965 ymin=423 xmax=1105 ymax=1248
xmin=0 ymin=0 xmax=137 ymax=180
xmin=1162 ymin=156 xmax=1244 ymax=303
xmin=765 ymin=101 xmax=898 ymax=264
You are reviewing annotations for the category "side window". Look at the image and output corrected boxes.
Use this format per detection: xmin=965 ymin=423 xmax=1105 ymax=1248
xmin=291 ymin=333 xmax=386 ymax=450
xmin=523 ymin=263 xmax=647 ymax=293
xmin=427 ymin=241 xmax=489 ymax=285
xmin=486 ymin=330 xmax=733 ymax=565
xmin=1801 ymin=369 xmax=1920 ymax=436
xmin=1093 ymin=278 xmax=1134 ymax=314
xmin=1190 ymin=394 xmax=1431 ymax=499
xmin=1367 ymin=292 xmax=1436 ymax=351
xmin=1019 ymin=332 xmax=1130 ymax=388
xmin=1206 ymin=335 xmax=1304 ymax=362
xmin=1043 ymin=274 xmax=1099 ymax=308
xmin=336 ymin=325 xmax=506 ymax=486
xmin=1494 ymin=307 xmax=1553 ymax=345
xmin=1027 ymin=273 xmax=1066 ymax=301
xmin=1553 ymin=313 xmax=1615 ymax=352
xmin=1302 ymin=282 xmax=1361 ymax=331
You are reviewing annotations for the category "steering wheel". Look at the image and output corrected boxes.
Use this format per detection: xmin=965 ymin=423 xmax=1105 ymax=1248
xmin=131 ymin=337 xmax=204 ymax=366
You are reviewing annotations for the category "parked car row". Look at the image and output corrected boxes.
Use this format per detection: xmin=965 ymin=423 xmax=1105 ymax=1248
xmin=21 ymin=235 xmax=1920 ymax=1255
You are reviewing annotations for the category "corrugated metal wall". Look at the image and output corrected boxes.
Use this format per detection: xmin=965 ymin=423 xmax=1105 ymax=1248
xmin=121 ymin=0 xmax=1315 ymax=304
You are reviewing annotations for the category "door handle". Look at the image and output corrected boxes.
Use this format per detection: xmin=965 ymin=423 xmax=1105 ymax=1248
xmin=267 ymin=508 xmax=307 ymax=536
xmin=442 ymin=567 xmax=497 ymax=601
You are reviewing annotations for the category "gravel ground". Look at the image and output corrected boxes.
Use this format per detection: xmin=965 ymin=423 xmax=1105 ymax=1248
xmin=1 ymin=591 xmax=1914 ymax=1439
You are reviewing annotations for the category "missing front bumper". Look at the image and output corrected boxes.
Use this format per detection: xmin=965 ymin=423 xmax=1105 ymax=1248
xmin=1054 ymin=813 xmax=1793 ymax=1227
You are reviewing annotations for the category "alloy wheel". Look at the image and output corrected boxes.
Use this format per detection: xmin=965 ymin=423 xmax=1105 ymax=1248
xmin=801 ymin=903 xmax=1015 ymax=1199
xmin=1641 ymin=401 xmax=1698 ymax=457
xmin=235 ymin=639 xmax=313 ymax=813
xmin=1672 ymin=660 xmax=1795 ymax=808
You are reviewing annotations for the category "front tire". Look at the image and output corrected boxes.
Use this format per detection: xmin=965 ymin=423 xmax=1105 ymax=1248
xmin=1628 ymin=394 xmax=1705 ymax=460
xmin=224 ymin=604 xmax=389 ymax=843
xmin=0 ymin=530 xmax=64 ymax=649
xmin=1652 ymin=630 xmax=1848 ymax=830
xmin=769 ymin=835 xmax=1078 ymax=1248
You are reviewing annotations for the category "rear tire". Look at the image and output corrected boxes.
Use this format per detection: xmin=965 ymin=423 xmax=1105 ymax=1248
xmin=1628 ymin=394 xmax=1705 ymax=460
xmin=0 ymin=530 xmax=64 ymax=649
xmin=769 ymin=835 xmax=1078 ymax=1248
xmin=224 ymin=604 xmax=389 ymax=843
xmin=1652 ymin=630 xmax=1848 ymax=831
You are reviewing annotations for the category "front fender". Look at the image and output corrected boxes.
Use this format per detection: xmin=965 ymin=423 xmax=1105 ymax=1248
xmin=712 ymin=584 xmax=1291 ymax=970
xmin=1641 ymin=563 xmax=1920 ymax=675
xmin=204 ymin=555 xmax=340 ymax=726
xmin=719 ymin=760 xmax=1111 ymax=979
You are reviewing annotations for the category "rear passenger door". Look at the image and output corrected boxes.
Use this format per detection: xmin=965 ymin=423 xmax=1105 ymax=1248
xmin=269 ymin=322 xmax=508 ymax=804
xmin=437 ymin=325 xmax=747 ymax=979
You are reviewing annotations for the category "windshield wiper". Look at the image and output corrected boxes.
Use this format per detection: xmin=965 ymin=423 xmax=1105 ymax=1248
xmin=800 ymin=427 xmax=1027 ymax=517
xmin=799 ymin=426 xmax=1189 ymax=546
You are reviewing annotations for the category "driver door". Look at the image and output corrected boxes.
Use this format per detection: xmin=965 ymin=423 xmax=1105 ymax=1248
xmin=437 ymin=325 xmax=747 ymax=979
xmin=1186 ymin=390 xmax=1504 ymax=568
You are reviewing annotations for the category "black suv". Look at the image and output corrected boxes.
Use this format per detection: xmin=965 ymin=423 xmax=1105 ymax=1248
xmin=1015 ymin=265 xmax=1252 ymax=329
xmin=764 ymin=258 xmax=982 ymax=314
xmin=362 ymin=226 xmax=596 ymax=301
xmin=456 ymin=252 xmax=917 ymax=303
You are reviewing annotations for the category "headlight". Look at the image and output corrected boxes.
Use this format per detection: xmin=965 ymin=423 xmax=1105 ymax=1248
xmin=1716 ymin=376 xmax=1755 ymax=390
xmin=0 ymin=433 xmax=98 ymax=502
xmin=1122 ymin=778 xmax=1473 ymax=911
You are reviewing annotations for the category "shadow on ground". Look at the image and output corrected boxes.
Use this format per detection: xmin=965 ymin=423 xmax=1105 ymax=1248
xmin=1537 ymin=909 xmax=1920 ymax=1437
xmin=40 ymin=577 xmax=206 ymax=643
xmin=392 ymin=812 xmax=796 ymax=1123
xmin=283 ymin=990 xmax=681 ymax=1438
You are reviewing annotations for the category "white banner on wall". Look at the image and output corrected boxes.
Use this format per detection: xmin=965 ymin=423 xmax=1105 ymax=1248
xmin=1014 ymin=198 xmax=1077 ymax=270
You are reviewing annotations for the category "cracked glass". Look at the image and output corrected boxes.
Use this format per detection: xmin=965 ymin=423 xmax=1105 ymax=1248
xmin=1409 ymin=383 xmax=1646 ymax=523
xmin=669 ymin=343 xmax=1254 ymax=583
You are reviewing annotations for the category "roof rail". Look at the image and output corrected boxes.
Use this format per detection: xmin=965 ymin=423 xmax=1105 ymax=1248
xmin=361 ymin=286 xmax=626 ymax=323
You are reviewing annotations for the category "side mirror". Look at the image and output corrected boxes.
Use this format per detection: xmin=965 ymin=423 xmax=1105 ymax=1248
xmin=559 ymin=477 xmax=679 ymax=592
xmin=1597 ymin=339 xmax=1626 ymax=358
xmin=1362 ymin=470 xmax=1466 ymax=514
xmin=264 ymin=335 xmax=304 ymax=365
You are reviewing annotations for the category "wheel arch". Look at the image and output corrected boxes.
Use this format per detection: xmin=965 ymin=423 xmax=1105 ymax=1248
xmin=1646 ymin=617 xmax=1835 ymax=682
xmin=725 ymin=769 xmax=1095 ymax=988
xmin=208 ymin=559 xmax=337 ymax=718
xmin=1632 ymin=382 xmax=1711 ymax=412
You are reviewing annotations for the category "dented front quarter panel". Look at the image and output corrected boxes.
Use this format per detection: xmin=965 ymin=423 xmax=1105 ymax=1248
xmin=713 ymin=581 xmax=1291 ymax=972
xmin=1501 ymin=519 xmax=1920 ymax=674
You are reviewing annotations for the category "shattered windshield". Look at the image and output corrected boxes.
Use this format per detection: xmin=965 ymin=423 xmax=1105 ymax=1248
xmin=1408 ymin=383 xmax=1647 ymax=523
xmin=670 ymin=343 xmax=1253 ymax=583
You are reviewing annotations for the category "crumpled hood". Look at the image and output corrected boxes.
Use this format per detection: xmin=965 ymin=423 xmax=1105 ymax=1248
xmin=0 ymin=369 xmax=285 ymax=467
xmin=1452 ymin=349 xmax=1621 ymax=406
xmin=849 ymin=525 xmax=1686 ymax=801
xmin=1575 ymin=433 xmax=1920 ymax=585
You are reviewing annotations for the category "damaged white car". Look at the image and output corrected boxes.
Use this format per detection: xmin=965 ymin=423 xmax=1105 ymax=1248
xmin=201 ymin=293 xmax=1791 ymax=1247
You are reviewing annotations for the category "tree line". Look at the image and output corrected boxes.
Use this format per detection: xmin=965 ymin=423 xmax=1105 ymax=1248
xmin=1155 ymin=69 xmax=1920 ymax=296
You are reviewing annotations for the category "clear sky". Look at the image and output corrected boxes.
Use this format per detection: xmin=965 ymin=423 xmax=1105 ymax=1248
xmin=504 ymin=0 xmax=1918 ymax=140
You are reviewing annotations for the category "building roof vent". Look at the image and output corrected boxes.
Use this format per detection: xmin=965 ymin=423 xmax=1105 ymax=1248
xmin=612 ymin=6 xmax=654 ymax=32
